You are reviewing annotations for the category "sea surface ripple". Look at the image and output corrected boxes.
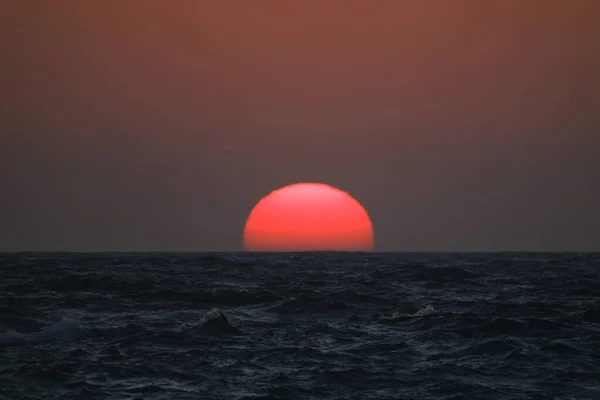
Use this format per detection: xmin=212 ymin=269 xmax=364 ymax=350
xmin=1 ymin=252 xmax=599 ymax=399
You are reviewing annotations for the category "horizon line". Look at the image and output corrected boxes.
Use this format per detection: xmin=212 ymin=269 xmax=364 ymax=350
xmin=0 ymin=250 xmax=598 ymax=254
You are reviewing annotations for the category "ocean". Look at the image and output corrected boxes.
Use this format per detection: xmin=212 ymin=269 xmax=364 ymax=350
xmin=1 ymin=252 xmax=599 ymax=399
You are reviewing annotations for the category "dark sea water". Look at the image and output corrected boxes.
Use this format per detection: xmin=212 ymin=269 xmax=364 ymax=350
xmin=1 ymin=252 xmax=599 ymax=399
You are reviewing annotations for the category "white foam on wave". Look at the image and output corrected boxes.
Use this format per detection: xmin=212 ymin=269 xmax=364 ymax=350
xmin=382 ymin=305 xmax=437 ymax=321
xmin=0 ymin=319 xmax=83 ymax=345
xmin=409 ymin=305 xmax=436 ymax=317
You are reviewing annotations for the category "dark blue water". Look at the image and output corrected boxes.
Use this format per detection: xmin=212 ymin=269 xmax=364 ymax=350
xmin=1 ymin=252 xmax=599 ymax=399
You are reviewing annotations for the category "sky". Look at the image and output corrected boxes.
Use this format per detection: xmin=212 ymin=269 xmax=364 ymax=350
xmin=1 ymin=1 xmax=599 ymax=252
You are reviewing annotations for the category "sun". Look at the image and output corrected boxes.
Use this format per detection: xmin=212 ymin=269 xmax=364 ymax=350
xmin=243 ymin=183 xmax=374 ymax=251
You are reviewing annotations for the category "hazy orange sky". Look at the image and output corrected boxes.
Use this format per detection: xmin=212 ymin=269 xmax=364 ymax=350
xmin=1 ymin=1 xmax=599 ymax=251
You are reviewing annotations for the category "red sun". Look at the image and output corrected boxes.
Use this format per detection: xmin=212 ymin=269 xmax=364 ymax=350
xmin=243 ymin=183 xmax=374 ymax=251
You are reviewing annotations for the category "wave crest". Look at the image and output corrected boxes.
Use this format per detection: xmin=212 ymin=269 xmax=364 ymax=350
xmin=0 ymin=319 xmax=83 ymax=345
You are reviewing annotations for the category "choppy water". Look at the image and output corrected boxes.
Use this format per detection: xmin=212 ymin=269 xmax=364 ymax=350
xmin=1 ymin=252 xmax=599 ymax=399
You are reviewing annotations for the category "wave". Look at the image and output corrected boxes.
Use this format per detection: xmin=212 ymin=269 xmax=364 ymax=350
xmin=0 ymin=319 xmax=83 ymax=345
xmin=408 ymin=266 xmax=477 ymax=281
xmin=273 ymin=293 xmax=350 ymax=313
xmin=380 ymin=305 xmax=437 ymax=322
xmin=460 ymin=316 xmax=569 ymax=338
xmin=2 ymin=252 xmax=599 ymax=399
xmin=193 ymin=308 xmax=240 ymax=335
xmin=461 ymin=338 xmax=522 ymax=356
xmin=581 ymin=307 xmax=600 ymax=323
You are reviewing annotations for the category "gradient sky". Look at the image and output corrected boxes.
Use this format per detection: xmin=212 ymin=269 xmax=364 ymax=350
xmin=1 ymin=1 xmax=599 ymax=251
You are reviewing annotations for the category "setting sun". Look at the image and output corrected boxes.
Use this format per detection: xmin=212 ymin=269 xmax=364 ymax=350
xmin=243 ymin=183 xmax=374 ymax=251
